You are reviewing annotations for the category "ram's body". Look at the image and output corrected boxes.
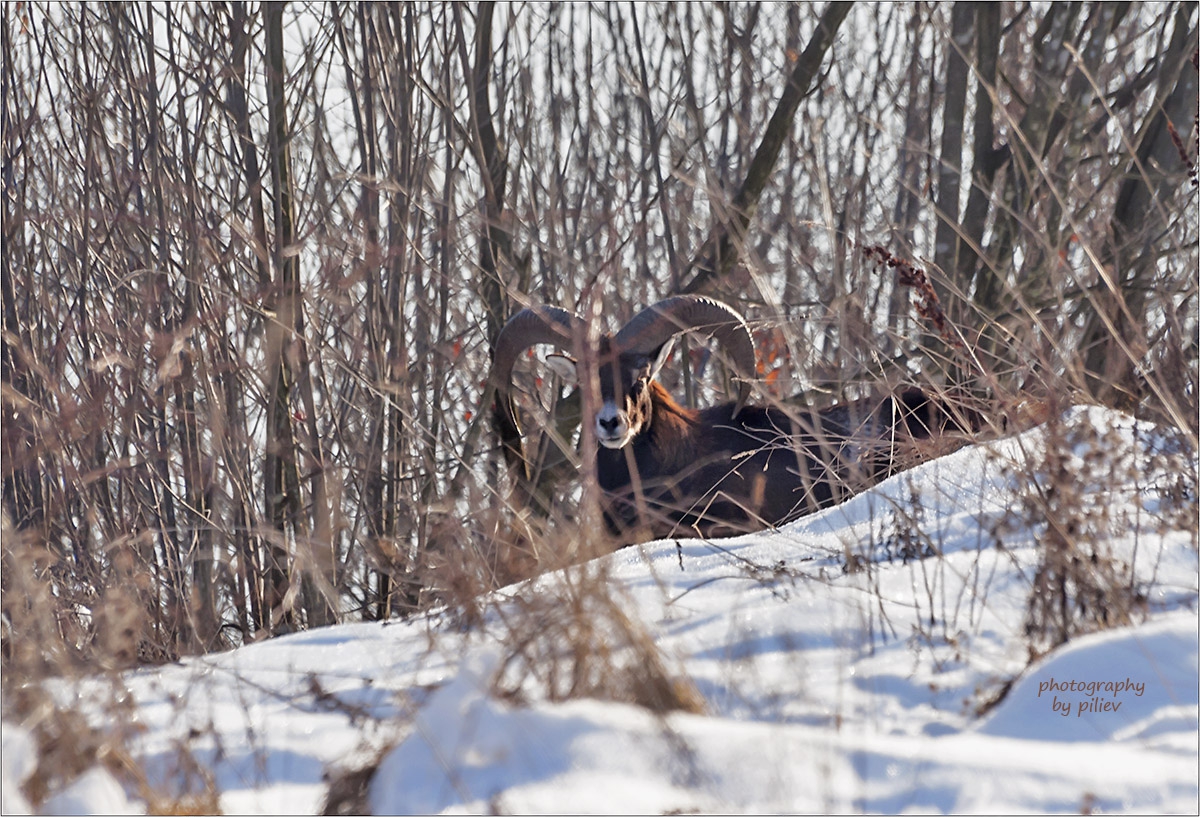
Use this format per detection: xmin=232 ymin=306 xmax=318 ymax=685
xmin=593 ymin=383 xmax=824 ymax=538
xmin=491 ymin=296 xmax=976 ymax=544
xmin=593 ymin=379 xmax=954 ymax=539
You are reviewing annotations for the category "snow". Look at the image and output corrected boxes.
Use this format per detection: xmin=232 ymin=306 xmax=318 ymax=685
xmin=979 ymin=614 xmax=1198 ymax=744
xmin=4 ymin=406 xmax=1198 ymax=814
xmin=3 ymin=722 xmax=37 ymax=814
xmin=39 ymin=768 xmax=140 ymax=816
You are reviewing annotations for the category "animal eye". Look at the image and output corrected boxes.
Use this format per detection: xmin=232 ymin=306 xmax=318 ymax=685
xmin=629 ymin=379 xmax=646 ymax=397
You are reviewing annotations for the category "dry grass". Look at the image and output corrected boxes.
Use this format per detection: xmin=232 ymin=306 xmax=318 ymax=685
xmin=2 ymin=3 xmax=1196 ymax=810
xmin=488 ymin=561 xmax=706 ymax=716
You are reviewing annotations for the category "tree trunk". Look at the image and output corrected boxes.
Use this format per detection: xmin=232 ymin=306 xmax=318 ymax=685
xmin=225 ymin=0 xmax=273 ymax=635
xmin=1080 ymin=6 xmax=1197 ymax=413
xmin=960 ymin=2 xmax=1004 ymax=322
xmin=262 ymin=0 xmax=303 ymax=633
xmin=932 ymin=3 xmax=973 ymax=282
xmin=682 ymin=1 xmax=852 ymax=295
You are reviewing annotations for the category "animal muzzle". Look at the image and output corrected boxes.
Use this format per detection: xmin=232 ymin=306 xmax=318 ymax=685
xmin=595 ymin=401 xmax=634 ymax=448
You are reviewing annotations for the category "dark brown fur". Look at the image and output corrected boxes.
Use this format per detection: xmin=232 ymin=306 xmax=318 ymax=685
xmin=595 ymin=375 xmax=977 ymax=542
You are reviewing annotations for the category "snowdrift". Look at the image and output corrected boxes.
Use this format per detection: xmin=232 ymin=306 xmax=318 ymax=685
xmin=4 ymin=406 xmax=1197 ymax=814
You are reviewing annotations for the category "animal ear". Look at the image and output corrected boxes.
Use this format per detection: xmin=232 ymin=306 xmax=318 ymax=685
xmin=544 ymin=353 xmax=579 ymax=385
xmin=647 ymin=338 xmax=676 ymax=381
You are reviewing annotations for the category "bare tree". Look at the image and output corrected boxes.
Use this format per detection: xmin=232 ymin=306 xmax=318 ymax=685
xmin=1 ymin=3 xmax=1193 ymax=674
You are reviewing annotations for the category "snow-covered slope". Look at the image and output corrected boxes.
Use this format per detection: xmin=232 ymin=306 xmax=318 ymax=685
xmin=5 ymin=406 xmax=1197 ymax=814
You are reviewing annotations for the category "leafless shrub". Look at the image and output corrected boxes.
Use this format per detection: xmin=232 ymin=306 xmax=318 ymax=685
xmin=1 ymin=1 xmax=1196 ymax=804
xmin=1021 ymin=424 xmax=1143 ymax=650
xmin=489 ymin=562 xmax=707 ymax=715
xmin=3 ymin=0 xmax=1193 ymax=657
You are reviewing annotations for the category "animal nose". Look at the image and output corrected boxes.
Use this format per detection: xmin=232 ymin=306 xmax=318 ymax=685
xmin=598 ymin=416 xmax=620 ymax=434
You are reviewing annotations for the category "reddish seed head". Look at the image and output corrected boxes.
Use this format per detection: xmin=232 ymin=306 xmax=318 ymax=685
xmin=862 ymin=244 xmax=963 ymax=351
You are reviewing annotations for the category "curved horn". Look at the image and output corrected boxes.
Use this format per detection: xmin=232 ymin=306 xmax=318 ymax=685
xmin=613 ymin=295 xmax=756 ymax=415
xmin=490 ymin=305 xmax=586 ymax=437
